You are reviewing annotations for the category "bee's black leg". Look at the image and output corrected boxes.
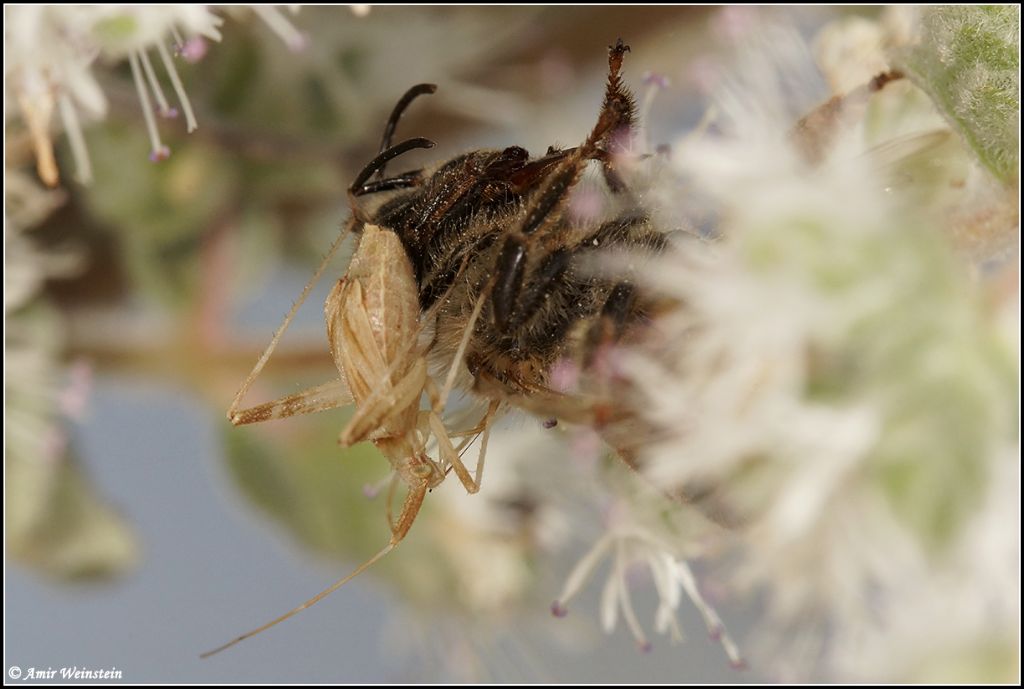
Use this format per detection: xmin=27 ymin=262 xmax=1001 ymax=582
xmin=495 ymin=248 xmax=572 ymax=333
xmin=492 ymin=237 xmax=528 ymax=331
xmin=587 ymin=214 xmax=666 ymax=251
xmin=583 ymin=281 xmax=637 ymax=367
xmin=516 ymin=39 xmax=638 ymax=238
xmin=490 ymin=40 xmax=637 ymax=328
xmin=600 ymin=39 xmax=636 ymax=154
xmin=593 ymin=147 xmax=635 ymax=194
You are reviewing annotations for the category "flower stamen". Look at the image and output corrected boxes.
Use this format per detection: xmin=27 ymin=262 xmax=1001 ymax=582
xmin=675 ymin=560 xmax=744 ymax=668
xmin=129 ymin=51 xmax=170 ymax=162
xmin=138 ymin=49 xmax=177 ymax=119
xmin=615 ymin=542 xmax=652 ymax=652
xmin=552 ymin=533 xmax=614 ymax=615
xmin=156 ymin=42 xmax=197 ymax=132
xmin=170 ymin=25 xmax=186 ymax=54
xmin=56 ymin=93 xmax=92 ymax=184
xmin=254 ymin=6 xmax=308 ymax=52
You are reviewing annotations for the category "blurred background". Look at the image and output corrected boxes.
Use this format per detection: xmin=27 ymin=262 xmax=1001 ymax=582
xmin=5 ymin=5 xmax=1018 ymax=683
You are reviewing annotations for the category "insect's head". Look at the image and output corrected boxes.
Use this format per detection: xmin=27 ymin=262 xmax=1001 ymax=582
xmin=344 ymin=81 xmax=577 ymax=229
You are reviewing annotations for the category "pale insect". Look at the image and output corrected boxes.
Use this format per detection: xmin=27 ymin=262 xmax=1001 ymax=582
xmin=201 ymin=107 xmax=498 ymax=659
xmin=205 ymin=39 xmax=651 ymax=656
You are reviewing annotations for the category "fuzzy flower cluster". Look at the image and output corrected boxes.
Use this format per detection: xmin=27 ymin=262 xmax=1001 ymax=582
xmin=4 ymin=5 xmax=324 ymax=185
xmin=613 ymin=15 xmax=1018 ymax=681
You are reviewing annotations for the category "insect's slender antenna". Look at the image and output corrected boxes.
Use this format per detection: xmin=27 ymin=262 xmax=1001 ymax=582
xmin=375 ymin=83 xmax=437 ymax=180
xmin=227 ymin=223 xmax=353 ymax=423
xmin=200 ymin=542 xmax=396 ymax=659
xmin=349 ymin=137 xmax=435 ymax=196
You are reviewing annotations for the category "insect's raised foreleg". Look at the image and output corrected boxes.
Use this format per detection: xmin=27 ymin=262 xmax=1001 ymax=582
xmin=228 ymin=224 xmax=353 ymax=423
xmin=489 ymin=42 xmax=637 ymax=330
xmin=600 ymin=39 xmax=637 ymax=153
xmin=593 ymin=38 xmax=638 ymax=193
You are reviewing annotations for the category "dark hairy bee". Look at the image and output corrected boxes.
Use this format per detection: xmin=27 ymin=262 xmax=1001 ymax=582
xmin=365 ymin=38 xmax=665 ymax=422
xmin=204 ymin=39 xmax=666 ymax=657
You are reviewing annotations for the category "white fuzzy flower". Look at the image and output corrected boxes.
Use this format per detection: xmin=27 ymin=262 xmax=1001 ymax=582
xmin=5 ymin=6 xmax=223 ymax=180
xmin=833 ymin=453 xmax=1020 ymax=682
xmin=4 ymin=5 xmax=314 ymax=185
xmin=619 ymin=17 xmax=1017 ymax=679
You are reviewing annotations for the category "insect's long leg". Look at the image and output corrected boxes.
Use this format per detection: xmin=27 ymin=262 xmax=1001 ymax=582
xmin=375 ymin=83 xmax=436 ymax=180
xmin=200 ymin=540 xmax=396 ymax=659
xmin=385 ymin=472 xmax=399 ymax=536
xmin=230 ymin=379 xmax=353 ymax=426
xmin=391 ymin=480 xmax=428 ymax=542
xmin=436 ymin=286 xmax=490 ymax=411
xmin=227 ymin=224 xmax=353 ymax=423
xmin=449 ymin=410 xmax=500 ymax=440
xmin=426 ymin=383 xmax=499 ymax=494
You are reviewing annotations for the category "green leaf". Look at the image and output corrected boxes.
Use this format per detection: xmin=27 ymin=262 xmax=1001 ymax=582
xmin=895 ymin=6 xmax=1020 ymax=185
xmin=6 ymin=449 xmax=139 ymax=581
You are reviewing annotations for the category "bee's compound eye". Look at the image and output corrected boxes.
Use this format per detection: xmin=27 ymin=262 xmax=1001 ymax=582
xmin=500 ymin=146 xmax=529 ymax=161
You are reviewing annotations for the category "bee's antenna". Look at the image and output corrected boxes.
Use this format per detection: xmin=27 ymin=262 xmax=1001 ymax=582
xmin=350 ymin=137 xmax=435 ymax=195
xmin=376 ymin=83 xmax=437 ymax=179
xmin=200 ymin=542 xmax=396 ymax=659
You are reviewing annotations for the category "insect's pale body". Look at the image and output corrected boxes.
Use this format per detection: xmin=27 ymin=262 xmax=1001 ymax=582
xmin=327 ymin=224 xmax=440 ymax=489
